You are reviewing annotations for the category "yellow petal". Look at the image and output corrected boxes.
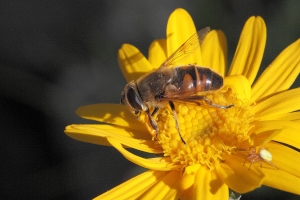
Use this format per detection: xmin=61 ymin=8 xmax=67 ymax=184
xmin=65 ymin=124 xmax=111 ymax=146
xmin=217 ymin=154 xmax=265 ymax=193
xmin=140 ymin=170 xmax=181 ymax=199
xmin=181 ymin=165 xmax=200 ymax=191
xmin=249 ymin=129 xmax=282 ymax=147
xmin=264 ymin=168 xmax=300 ymax=195
xmin=148 ymin=39 xmax=167 ymax=69
xmin=107 ymin=137 xmax=180 ymax=171
xmin=166 ymin=8 xmax=202 ymax=65
xmin=246 ymin=120 xmax=290 ymax=146
xmin=65 ymin=124 xmax=163 ymax=153
xmin=193 ymin=168 xmax=228 ymax=200
xmin=162 ymin=178 xmax=181 ymax=200
xmin=201 ymin=30 xmax=227 ymax=76
xmin=76 ymin=104 xmax=147 ymax=131
xmin=94 ymin=170 xmax=167 ymax=199
xmin=253 ymin=88 xmax=300 ymax=121
xmin=266 ymin=142 xmax=300 ymax=177
xmin=263 ymin=143 xmax=300 ymax=195
xmin=118 ymin=44 xmax=154 ymax=82
xmin=228 ymin=16 xmax=266 ymax=85
xmin=251 ymin=39 xmax=300 ymax=102
xmin=269 ymin=112 xmax=300 ymax=122
xmin=223 ymin=75 xmax=251 ymax=101
xmin=272 ymin=123 xmax=300 ymax=150
xmin=247 ymin=120 xmax=300 ymax=149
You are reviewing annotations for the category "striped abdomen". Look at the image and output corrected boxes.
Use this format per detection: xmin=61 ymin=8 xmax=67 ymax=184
xmin=170 ymin=65 xmax=223 ymax=97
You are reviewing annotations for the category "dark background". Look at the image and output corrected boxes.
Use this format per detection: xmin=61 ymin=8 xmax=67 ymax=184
xmin=1 ymin=0 xmax=299 ymax=199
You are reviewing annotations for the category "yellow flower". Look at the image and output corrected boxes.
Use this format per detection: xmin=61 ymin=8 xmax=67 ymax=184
xmin=65 ymin=8 xmax=300 ymax=199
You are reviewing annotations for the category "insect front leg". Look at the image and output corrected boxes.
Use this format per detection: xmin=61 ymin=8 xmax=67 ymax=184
xmin=151 ymin=107 xmax=159 ymax=116
xmin=146 ymin=109 xmax=159 ymax=136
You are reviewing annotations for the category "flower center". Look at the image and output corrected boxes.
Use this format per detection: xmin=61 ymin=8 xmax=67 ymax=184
xmin=155 ymin=90 xmax=254 ymax=170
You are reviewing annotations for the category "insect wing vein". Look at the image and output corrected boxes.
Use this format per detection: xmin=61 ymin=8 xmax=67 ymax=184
xmin=162 ymin=27 xmax=210 ymax=67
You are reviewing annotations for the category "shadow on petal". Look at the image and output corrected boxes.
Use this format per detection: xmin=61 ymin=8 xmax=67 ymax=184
xmin=118 ymin=44 xmax=154 ymax=82
xmin=217 ymin=154 xmax=265 ymax=194
xmin=76 ymin=103 xmax=148 ymax=131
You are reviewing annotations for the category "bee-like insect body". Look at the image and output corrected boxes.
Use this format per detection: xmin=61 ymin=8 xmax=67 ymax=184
xmin=121 ymin=27 xmax=233 ymax=144
xmin=167 ymin=65 xmax=224 ymax=96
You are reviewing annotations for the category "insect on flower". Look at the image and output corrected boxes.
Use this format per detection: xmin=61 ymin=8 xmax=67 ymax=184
xmin=121 ymin=27 xmax=233 ymax=144
xmin=238 ymin=146 xmax=278 ymax=170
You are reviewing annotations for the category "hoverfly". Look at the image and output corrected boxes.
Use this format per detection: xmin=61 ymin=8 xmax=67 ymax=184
xmin=121 ymin=27 xmax=233 ymax=144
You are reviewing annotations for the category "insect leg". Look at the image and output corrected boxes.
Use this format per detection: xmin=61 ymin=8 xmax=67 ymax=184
xmin=169 ymin=101 xmax=186 ymax=144
xmin=151 ymin=107 xmax=159 ymax=116
xmin=203 ymin=96 xmax=233 ymax=109
xmin=146 ymin=110 xmax=159 ymax=136
xmin=149 ymin=107 xmax=160 ymax=138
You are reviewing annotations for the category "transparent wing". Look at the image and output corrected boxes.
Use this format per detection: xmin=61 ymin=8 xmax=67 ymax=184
xmin=161 ymin=27 xmax=210 ymax=67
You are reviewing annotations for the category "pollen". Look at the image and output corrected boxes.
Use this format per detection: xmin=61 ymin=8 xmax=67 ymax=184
xmin=155 ymin=91 xmax=254 ymax=170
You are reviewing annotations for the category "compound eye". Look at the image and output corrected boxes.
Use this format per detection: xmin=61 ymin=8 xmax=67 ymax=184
xmin=126 ymin=87 xmax=142 ymax=111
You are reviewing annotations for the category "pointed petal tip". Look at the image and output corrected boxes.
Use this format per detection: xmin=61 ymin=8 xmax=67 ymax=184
xmin=172 ymin=8 xmax=189 ymax=15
